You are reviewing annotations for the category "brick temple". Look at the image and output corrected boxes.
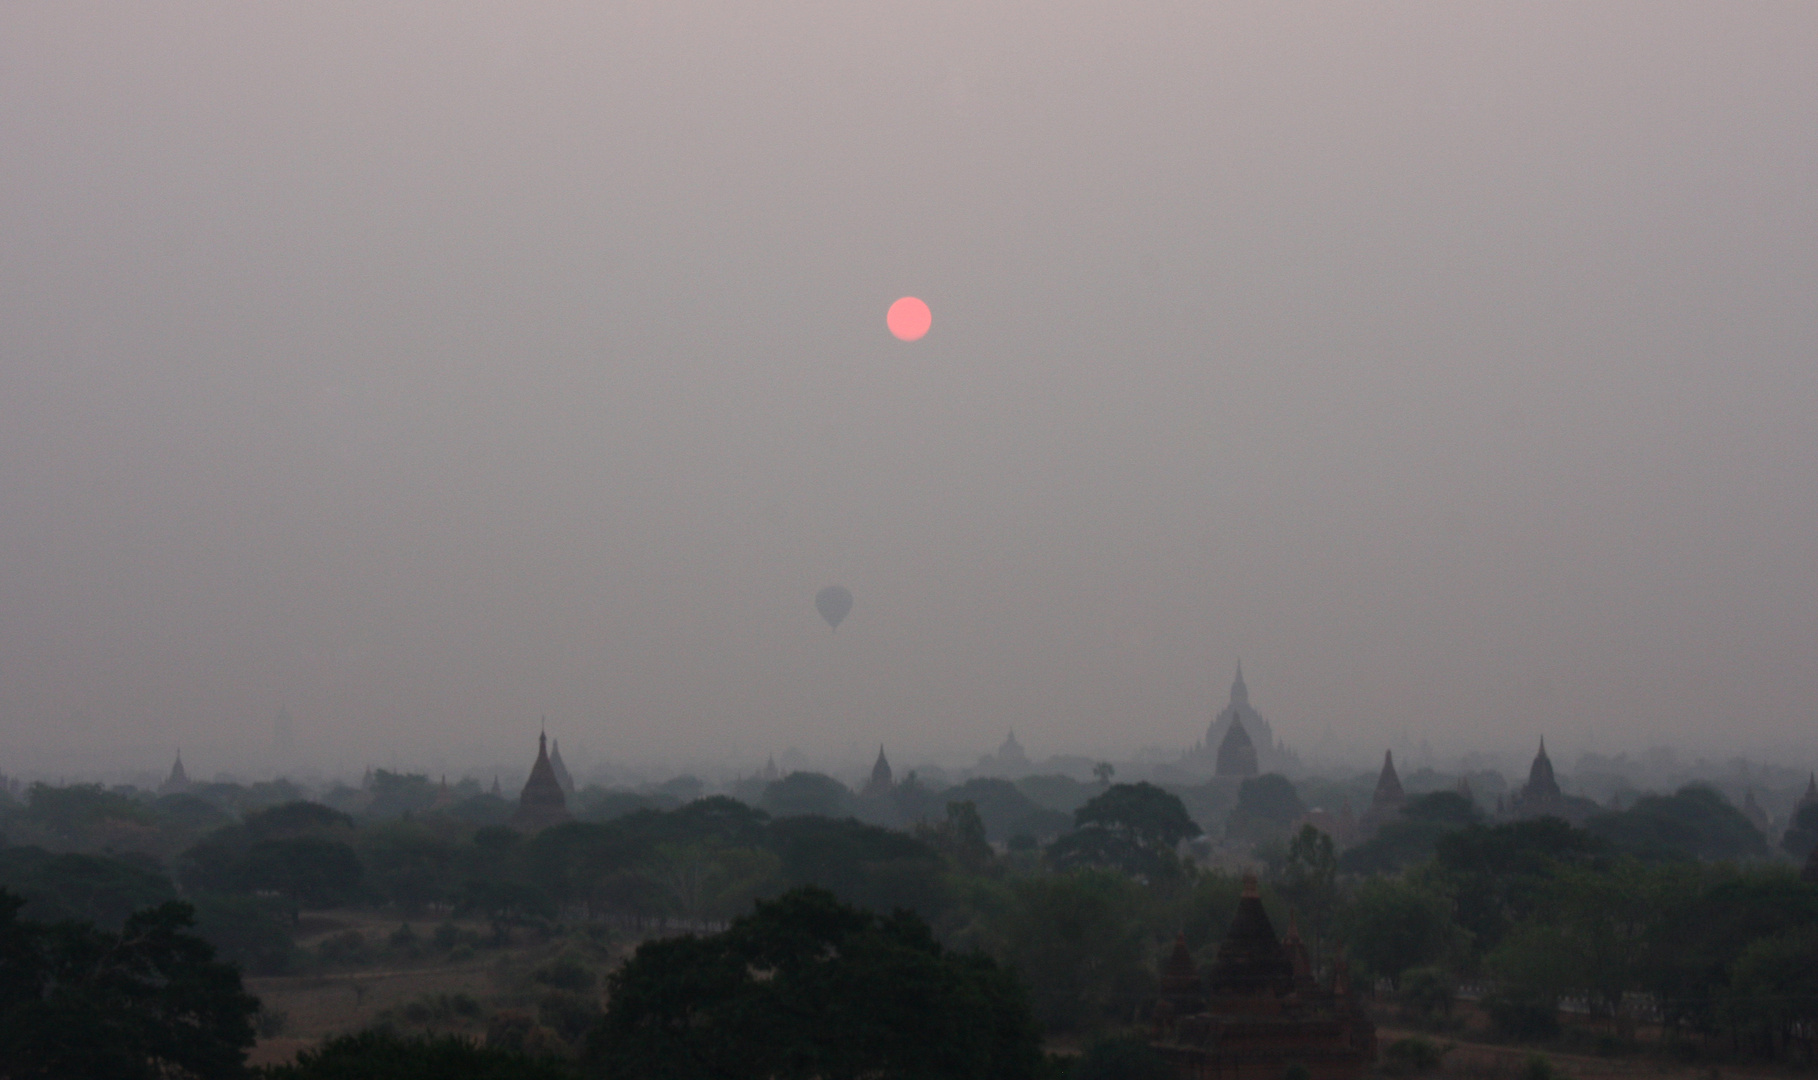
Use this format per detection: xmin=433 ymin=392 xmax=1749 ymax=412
xmin=1150 ymin=874 xmax=1376 ymax=1080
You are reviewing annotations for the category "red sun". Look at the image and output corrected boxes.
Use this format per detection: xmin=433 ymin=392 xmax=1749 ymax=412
xmin=886 ymin=296 xmax=932 ymax=341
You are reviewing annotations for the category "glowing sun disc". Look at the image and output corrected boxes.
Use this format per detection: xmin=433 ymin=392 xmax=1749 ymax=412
xmin=887 ymin=296 xmax=931 ymax=341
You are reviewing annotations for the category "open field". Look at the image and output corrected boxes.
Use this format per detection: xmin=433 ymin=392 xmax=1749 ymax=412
xmin=244 ymin=908 xmax=629 ymax=1067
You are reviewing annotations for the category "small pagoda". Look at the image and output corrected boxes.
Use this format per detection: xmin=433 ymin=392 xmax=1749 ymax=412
xmin=1150 ymin=874 xmax=1375 ymax=1080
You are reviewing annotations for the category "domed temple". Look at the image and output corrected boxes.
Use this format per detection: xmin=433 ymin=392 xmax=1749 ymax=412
xmin=1189 ymin=664 xmax=1294 ymax=774
xmin=1150 ymin=874 xmax=1375 ymax=1080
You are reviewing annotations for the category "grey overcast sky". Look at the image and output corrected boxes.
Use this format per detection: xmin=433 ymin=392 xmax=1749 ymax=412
xmin=2 ymin=3 xmax=1815 ymax=776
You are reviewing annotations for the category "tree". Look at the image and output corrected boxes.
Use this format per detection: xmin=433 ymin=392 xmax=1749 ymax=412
xmin=0 ymin=890 xmax=259 ymax=1079
xmin=1046 ymin=826 xmax=1166 ymax=879
xmin=1585 ymin=785 xmax=1770 ymax=862
xmin=1402 ymin=791 xmax=1480 ymax=826
xmin=358 ymin=822 xmax=458 ymax=915
xmin=760 ymin=772 xmax=852 ymax=819
xmin=1225 ymin=775 xmax=1305 ymax=844
xmin=1334 ymin=878 xmax=1465 ymax=988
xmin=1074 ymin=783 xmax=1201 ymax=850
xmin=585 ymin=887 xmax=1044 ymax=1080
xmin=1641 ymin=866 xmax=1818 ymax=1036
xmin=914 ymin=801 xmax=996 ymax=872
xmin=242 ymin=837 xmax=364 ymax=912
xmin=1278 ymin=825 xmax=1339 ymax=950
xmin=1428 ymin=819 xmax=1607 ymax=954
xmin=933 ymin=779 xmax=1072 ymax=842
xmin=244 ymin=800 xmax=355 ymax=838
xmin=1485 ymin=862 xmax=1687 ymax=1034
xmin=766 ymin=816 xmax=949 ymax=921
xmin=21 ymin=782 xmax=152 ymax=838
xmin=1722 ymin=925 xmax=1818 ymax=1058
xmin=985 ymin=870 xmax=1154 ymax=1033
xmin=0 ymin=846 xmax=177 ymax=927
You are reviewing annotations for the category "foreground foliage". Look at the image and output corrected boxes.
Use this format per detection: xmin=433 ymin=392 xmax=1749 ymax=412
xmin=259 ymin=1030 xmax=575 ymax=1080
xmin=0 ymin=889 xmax=259 ymax=1080
xmin=586 ymin=886 xmax=1045 ymax=1080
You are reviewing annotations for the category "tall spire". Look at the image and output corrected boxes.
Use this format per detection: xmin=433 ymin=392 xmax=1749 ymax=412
xmin=1524 ymin=738 xmax=1561 ymax=801
xmin=1231 ymin=661 xmax=1249 ymax=706
xmin=548 ymin=738 xmax=575 ymax=796
xmin=160 ymin=751 xmax=190 ymax=795
xmin=512 ymin=728 xmax=571 ymax=833
xmin=1372 ymin=750 xmax=1405 ymax=808
xmin=866 ymin=744 xmax=893 ymax=794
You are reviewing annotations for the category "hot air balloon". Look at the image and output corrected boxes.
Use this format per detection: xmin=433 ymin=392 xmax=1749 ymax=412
xmin=815 ymin=586 xmax=853 ymax=630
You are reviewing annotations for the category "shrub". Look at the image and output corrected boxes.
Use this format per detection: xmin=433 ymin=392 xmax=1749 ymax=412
xmin=260 ymin=1029 xmax=574 ymax=1079
xmin=316 ymin=929 xmax=369 ymax=966
xmin=530 ymin=955 xmax=596 ymax=993
xmin=1382 ymin=1037 xmax=1448 ymax=1076
xmin=1485 ymin=991 xmax=1560 ymax=1041
xmin=1070 ymin=1036 xmax=1172 ymax=1080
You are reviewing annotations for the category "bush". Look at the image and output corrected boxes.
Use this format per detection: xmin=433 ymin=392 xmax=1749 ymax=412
xmin=260 ymin=1029 xmax=575 ymax=1079
xmin=1399 ymin=967 xmax=1455 ymax=1019
xmin=485 ymin=1010 xmax=564 ymax=1058
xmin=1070 ymin=1036 xmax=1172 ymax=1080
xmin=530 ymin=955 xmax=596 ymax=993
xmin=1522 ymin=1053 xmax=1558 ymax=1080
xmin=1485 ymin=991 xmax=1560 ymax=1041
xmin=316 ymin=929 xmax=370 ymax=967
xmin=538 ymin=991 xmax=601 ymax=1044
xmin=1382 ymin=1037 xmax=1448 ymax=1076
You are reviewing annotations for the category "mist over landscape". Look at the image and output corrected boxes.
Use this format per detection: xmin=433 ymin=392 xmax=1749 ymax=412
xmin=11 ymin=7 xmax=1818 ymax=1078
xmin=2 ymin=5 xmax=1815 ymax=785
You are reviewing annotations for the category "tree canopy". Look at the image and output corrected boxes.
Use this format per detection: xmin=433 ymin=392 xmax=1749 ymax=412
xmin=1073 ymin=782 xmax=1201 ymax=849
xmin=586 ymin=886 xmax=1044 ymax=1080
xmin=0 ymin=889 xmax=259 ymax=1080
xmin=1585 ymin=785 xmax=1770 ymax=862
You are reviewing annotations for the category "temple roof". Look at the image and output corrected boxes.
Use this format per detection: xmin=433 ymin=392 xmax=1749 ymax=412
xmin=1216 ymin=717 xmax=1259 ymax=777
xmin=1524 ymin=738 xmax=1561 ymax=800
xmin=1372 ymin=750 xmax=1405 ymax=807
xmin=548 ymin=737 xmax=575 ymax=796
xmin=1204 ymin=873 xmax=1294 ymax=996
xmin=1160 ymin=932 xmax=1200 ymax=997
xmin=511 ymin=732 xmax=572 ymax=832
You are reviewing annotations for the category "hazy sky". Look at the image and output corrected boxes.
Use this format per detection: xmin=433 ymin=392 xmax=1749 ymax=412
xmin=3 ymin=3 xmax=1815 ymax=777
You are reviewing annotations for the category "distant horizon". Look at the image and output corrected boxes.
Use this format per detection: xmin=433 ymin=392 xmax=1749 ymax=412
xmin=5 ymin=5 xmax=1817 ymax=776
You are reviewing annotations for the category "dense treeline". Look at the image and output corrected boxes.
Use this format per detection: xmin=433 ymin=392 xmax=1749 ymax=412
xmin=2 ymin=768 xmax=1815 ymax=1071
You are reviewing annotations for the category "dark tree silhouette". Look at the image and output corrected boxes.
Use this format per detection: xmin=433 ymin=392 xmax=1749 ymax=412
xmin=0 ymin=889 xmax=259 ymax=1079
xmin=586 ymin=887 xmax=1044 ymax=1080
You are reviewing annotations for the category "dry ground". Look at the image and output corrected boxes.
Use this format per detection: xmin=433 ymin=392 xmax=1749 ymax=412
xmin=1377 ymin=1027 xmax=1810 ymax=1080
xmin=244 ymin=909 xmax=624 ymax=1068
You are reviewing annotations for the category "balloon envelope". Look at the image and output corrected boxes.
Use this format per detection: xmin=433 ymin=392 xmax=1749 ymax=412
xmin=815 ymin=586 xmax=853 ymax=630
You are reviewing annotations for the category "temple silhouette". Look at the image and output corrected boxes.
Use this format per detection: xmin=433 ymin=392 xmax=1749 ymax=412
xmin=1150 ymin=873 xmax=1375 ymax=1080
xmin=509 ymin=730 xmax=572 ymax=833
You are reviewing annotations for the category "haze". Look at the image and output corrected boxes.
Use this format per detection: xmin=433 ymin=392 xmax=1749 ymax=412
xmin=3 ymin=3 xmax=1815 ymax=780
